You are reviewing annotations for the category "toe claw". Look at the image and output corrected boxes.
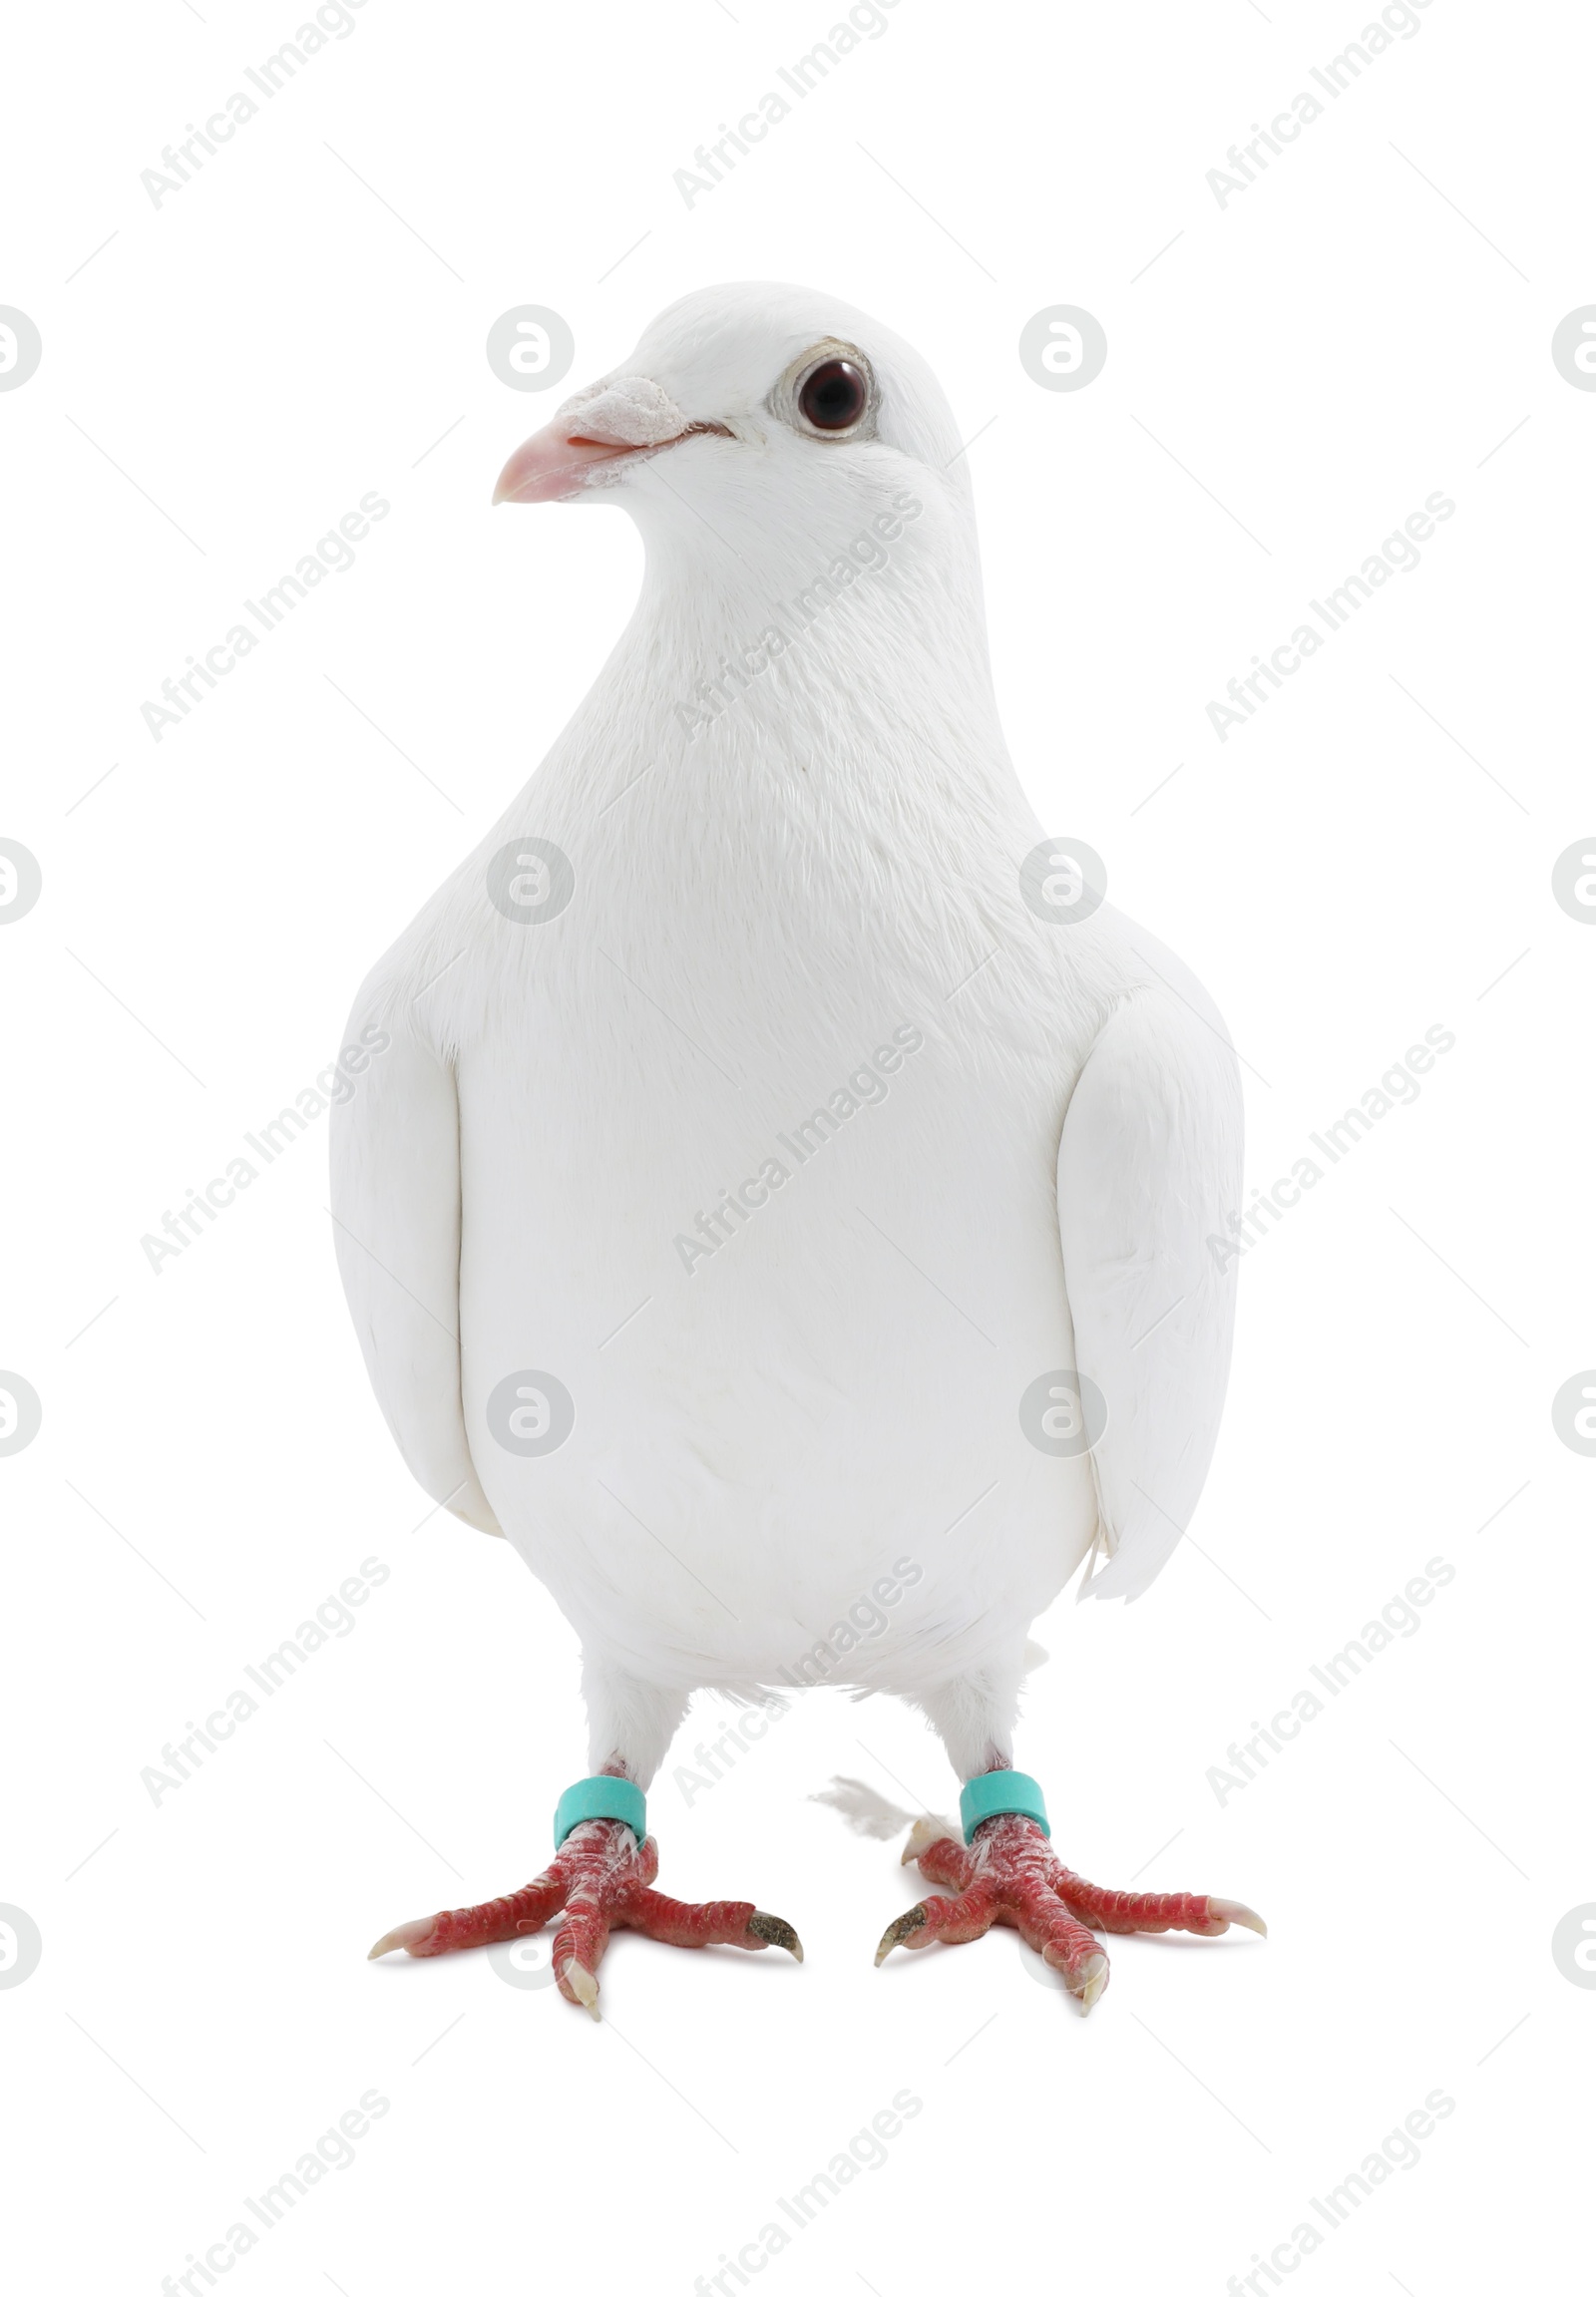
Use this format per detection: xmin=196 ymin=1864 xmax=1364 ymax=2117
xmin=1207 ymin=1896 xmax=1268 ymax=1938
xmin=875 ymin=1903 xmax=929 ymax=1967
xmin=1075 ymin=1952 xmax=1109 ymax=2014
xmin=559 ymin=1960 xmax=601 ymax=2020
xmin=901 ymin=1816 xmax=958 ymax=1867
xmin=747 ymin=1911 xmax=803 ymax=1962
xmin=366 ymin=1916 xmax=437 ymax=1961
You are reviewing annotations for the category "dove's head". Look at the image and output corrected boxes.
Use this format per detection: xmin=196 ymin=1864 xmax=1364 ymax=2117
xmin=492 ymin=282 xmax=976 ymax=587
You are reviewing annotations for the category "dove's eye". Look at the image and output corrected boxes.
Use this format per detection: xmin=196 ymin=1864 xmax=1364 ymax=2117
xmin=796 ymin=357 xmax=869 ymax=433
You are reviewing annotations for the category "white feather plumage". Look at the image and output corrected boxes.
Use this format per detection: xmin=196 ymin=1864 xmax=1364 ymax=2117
xmin=329 ymin=282 xmax=1242 ymax=1787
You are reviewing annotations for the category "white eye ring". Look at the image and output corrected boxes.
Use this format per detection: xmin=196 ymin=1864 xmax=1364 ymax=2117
xmin=772 ymin=340 xmax=878 ymax=441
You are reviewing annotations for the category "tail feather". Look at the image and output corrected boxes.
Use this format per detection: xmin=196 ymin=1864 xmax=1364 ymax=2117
xmin=812 ymin=1774 xmax=959 ymax=1848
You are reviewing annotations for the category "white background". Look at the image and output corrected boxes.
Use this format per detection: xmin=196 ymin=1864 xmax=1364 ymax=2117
xmin=2 ymin=0 xmax=1591 ymax=2290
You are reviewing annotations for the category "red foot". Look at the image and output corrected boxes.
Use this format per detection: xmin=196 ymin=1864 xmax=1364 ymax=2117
xmin=367 ymin=1821 xmax=801 ymax=2018
xmin=877 ymin=1814 xmax=1265 ymax=2014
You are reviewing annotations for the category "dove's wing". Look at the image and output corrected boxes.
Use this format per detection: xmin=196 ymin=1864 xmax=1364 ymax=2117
xmin=1057 ymin=970 xmax=1243 ymax=1602
xmin=329 ymin=988 xmax=502 ymax=1537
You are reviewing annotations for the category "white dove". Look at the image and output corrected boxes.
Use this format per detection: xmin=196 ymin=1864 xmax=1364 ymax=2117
xmin=335 ymin=282 xmax=1263 ymax=2017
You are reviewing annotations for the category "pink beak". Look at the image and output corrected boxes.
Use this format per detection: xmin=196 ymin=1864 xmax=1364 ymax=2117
xmin=494 ymin=377 xmax=731 ymax=507
xmin=492 ymin=423 xmax=654 ymax=507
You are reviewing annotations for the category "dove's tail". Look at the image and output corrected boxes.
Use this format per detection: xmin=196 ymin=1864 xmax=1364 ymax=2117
xmin=811 ymin=1774 xmax=959 ymax=1847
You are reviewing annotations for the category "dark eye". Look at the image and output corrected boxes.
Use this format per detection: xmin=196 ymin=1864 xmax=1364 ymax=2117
xmin=798 ymin=358 xmax=868 ymax=432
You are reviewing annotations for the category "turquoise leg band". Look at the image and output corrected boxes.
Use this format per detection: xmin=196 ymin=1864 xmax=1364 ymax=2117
xmin=553 ymin=1774 xmax=646 ymax=1849
xmin=960 ymin=1769 xmax=1049 ymax=1842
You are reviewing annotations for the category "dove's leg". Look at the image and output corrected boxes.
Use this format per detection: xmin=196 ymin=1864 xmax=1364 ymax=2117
xmin=873 ymin=1675 xmax=1264 ymax=2014
xmin=366 ymin=1667 xmax=801 ymax=2017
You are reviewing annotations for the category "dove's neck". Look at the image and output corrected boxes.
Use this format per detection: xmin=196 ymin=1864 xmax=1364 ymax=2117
xmin=551 ymin=472 xmax=1031 ymax=837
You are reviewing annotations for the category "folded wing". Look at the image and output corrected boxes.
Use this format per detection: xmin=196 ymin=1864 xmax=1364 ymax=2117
xmin=329 ymin=986 xmax=501 ymax=1537
xmin=1057 ymin=978 xmax=1243 ymax=1601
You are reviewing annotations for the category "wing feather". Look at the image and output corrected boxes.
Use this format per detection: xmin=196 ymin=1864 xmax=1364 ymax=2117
xmin=329 ymin=985 xmax=501 ymax=1536
xmin=1057 ymin=982 xmax=1242 ymax=1601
